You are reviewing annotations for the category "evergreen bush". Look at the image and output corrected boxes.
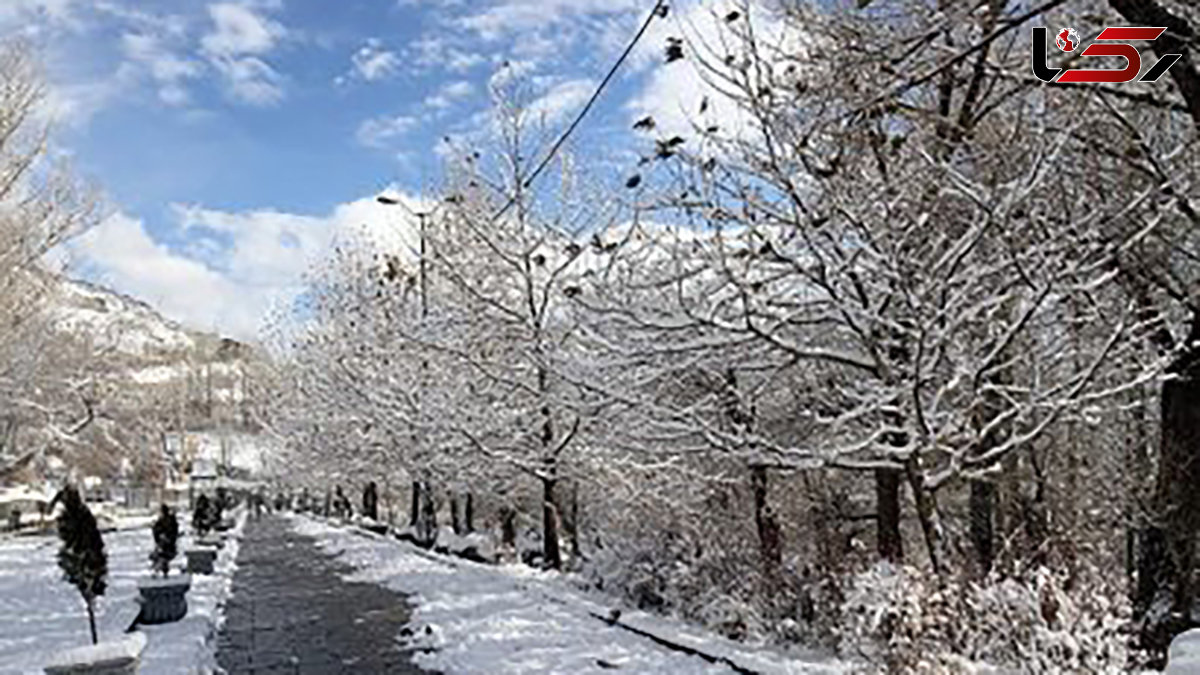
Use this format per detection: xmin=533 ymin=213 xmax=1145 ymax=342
xmin=150 ymin=504 xmax=179 ymax=577
xmin=55 ymin=485 xmax=107 ymax=645
xmin=193 ymin=494 xmax=213 ymax=537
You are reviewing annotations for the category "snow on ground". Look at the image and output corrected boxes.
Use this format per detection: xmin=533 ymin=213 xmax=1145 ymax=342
xmin=0 ymin=508 xmax=246 ymax=675
xmin=291 ymin=515 xmax=846 ymax=675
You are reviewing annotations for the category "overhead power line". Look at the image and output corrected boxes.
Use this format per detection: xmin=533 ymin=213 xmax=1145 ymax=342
xmin=492 ymin=0 xmax=668 ymax=222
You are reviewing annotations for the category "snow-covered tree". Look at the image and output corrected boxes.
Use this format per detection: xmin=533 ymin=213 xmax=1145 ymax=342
xmin=0 ymin=38 xmax=101 ymax=479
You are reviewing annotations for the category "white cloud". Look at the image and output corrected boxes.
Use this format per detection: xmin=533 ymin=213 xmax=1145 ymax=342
xmin=212 ymin=54 xmax=284 ymax=105
xmin=0 ymin=0 xmax=77 ymax=30
xmin=65 ymin=194 xmax=427 ymax=340
xmin=121 ymin=32 xmax=204 ymax=106
xmin=174 ymin=204 xmax=332 ymax=288
xmin=424 ymin=80 xmax=474 ymax=110
xmin=527 ymin=78 xmax=593 ymax=126
xmin=407 ymin=34 xmax=487 ymax=74
xmin=39 ymin=75 xmax=130 ymax=129
xmin=447 ymin=51 xmax=486 ymax=73
xmin=350 ymin=39 xmax=400 ymax=82
xmin=459 ymin=0 xmax=640 ymax=41
xmin=627 ymin=0 xmax=795 ymax=143
xmin=356 ymin=114 xmax=419 ymax=149
xmin=487 ymin=59 xmax=537 ymax=92
xmin=69 ymin=213 xmax=254 ymax=338
xmin=201 ymin=2 xmax=288 ymax=106
xmin=201 ymin=3 xmax=284 ymax=56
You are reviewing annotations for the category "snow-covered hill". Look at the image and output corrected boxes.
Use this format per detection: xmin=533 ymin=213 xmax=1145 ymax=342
xmin=50 ymin=278 xmax=197 ymax=358
xmin=1 ymin=274 xmax=275 ymax=482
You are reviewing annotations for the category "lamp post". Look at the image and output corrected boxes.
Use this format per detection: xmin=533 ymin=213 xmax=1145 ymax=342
xmin=376 ymin=194 xmax=437 ymax=541
xmin=375 ymin=195 xmax=432 ymax=317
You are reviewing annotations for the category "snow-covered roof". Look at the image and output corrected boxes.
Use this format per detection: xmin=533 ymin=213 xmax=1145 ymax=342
xmin=0 ymin=485 xmax=53 ymax=504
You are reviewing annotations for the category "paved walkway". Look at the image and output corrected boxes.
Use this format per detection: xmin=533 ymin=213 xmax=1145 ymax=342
xmin=216 ymin=515 xmax=432 ymax=674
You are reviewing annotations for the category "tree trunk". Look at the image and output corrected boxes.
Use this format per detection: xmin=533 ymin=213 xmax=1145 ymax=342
xmin=1127 ymin=383 xmax=1152 ymax=585
xmin=419 ymin=481 xmax=437 ymax=545
xmin=450 ymin=492 xmax=462 ymax=535
xmin=557 ymin=479 xmax=581 ymax=565
xmin=465 ymin=492 xmax=474 ymax=534
xmin=500 ymin=505 xmax=516 ymax=548
xmin=751 ymin=465 xmax=783 ymax=572
xmin=875 ymin=468 xmax=904 ymax=563
xmin=969 ymin=479 xmax=995 ymax=575
xmin=1022 ymin=461 xmax=1050 ymax=570
xmin=1138 ymin=314 xmax=1200 ymax=655
xmin=905 ymin=456 xmax=944 ymax=576
xmin=86 ymin=596 xmax=97 ymax=645
xmin=542 ymin=476 xmax=562 ymax=570
xmin=569 ymin=482 xmax=580 ymax=561
xmin=1103 ymin=3 xmax=1200 ymax=656
xmin=409 ymin=480 xmax=420 ymax=527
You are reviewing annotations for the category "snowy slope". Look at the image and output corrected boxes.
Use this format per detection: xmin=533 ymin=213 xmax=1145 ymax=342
xmin=50 ymin=278 xmax=196 ymax=358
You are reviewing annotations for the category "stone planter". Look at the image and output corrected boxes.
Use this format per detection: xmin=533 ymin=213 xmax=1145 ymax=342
xmin=44 ymin=631 xmax=146 ymax=675
xmin=136 ymin=575 xmax=190 ymax=625
xmin=185 ymin=547 xmax=218 ymax=575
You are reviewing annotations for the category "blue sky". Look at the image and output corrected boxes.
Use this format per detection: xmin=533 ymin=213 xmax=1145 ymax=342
xmin=2 ymin=0 xmax=742 ymax=339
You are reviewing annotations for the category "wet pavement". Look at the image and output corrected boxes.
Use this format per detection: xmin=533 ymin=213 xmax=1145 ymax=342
xmin=216 ymin=515 xmax=432 ymax=674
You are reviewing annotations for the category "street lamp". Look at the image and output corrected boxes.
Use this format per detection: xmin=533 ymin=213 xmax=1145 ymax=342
xmin=376 ymin=193 xmax=438 ymax=540
xmin=376 ymin=194 xmax=432 ymax=317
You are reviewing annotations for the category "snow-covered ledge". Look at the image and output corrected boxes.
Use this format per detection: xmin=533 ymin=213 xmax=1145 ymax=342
xmin=1167 ymin=629 xmax=1200 ymax=674
xmin=44 ymin=631 xmax=146 ymax=675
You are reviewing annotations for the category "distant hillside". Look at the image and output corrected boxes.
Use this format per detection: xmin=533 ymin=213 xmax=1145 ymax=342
xmin=51 ymin=278 xmax=198 ymax=358
xmin=1 ymin=274 xmax=273 ymax=485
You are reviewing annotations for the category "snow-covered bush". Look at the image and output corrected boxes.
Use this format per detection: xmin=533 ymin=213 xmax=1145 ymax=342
xmin=840 ymin=563 xmax=1130 ymax=673
xmin=578 ymin=476 xmax=843 ymax=647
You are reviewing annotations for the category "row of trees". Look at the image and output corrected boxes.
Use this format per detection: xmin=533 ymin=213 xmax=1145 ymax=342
xmin=0 ymin=38 xmax=106 ymax=481
xmin=268 ymin=0 xmax=1200 ymax=668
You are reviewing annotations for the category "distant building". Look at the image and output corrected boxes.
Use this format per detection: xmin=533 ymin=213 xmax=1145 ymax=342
xmin=0 ymin=484 xmax=54 ymax=531
xmin=190 ymin=458 xmax=218 ymax=492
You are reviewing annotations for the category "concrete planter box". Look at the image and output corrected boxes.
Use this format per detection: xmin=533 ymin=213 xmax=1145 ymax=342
xmin=136 ymin=575 xmax=190 ymax=624
xmin=186 ymin=547 xmax=218 ymax=575
xmin=44 ymin=632 xmax=146 ymax=675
